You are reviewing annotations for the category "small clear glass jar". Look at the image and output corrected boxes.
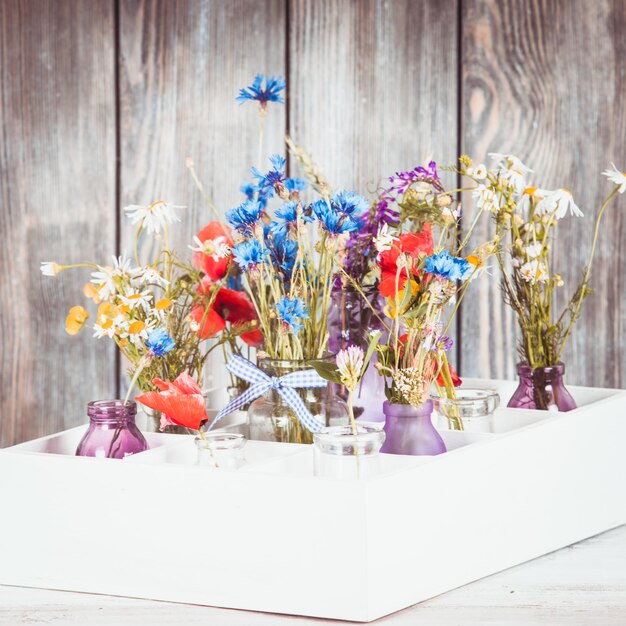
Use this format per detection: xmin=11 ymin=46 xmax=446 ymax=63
xmin=313 ymin=425 xmax=385 ymax=480
xmin=195 ymin=433 xmax=247 ymax=469
xmin=76 ymin=400 xmax=148 ymax=458
xmin=432 ymin=389 xmax=500 ymax=433
xmin=248 ymin=357 xmax=349 ymax=444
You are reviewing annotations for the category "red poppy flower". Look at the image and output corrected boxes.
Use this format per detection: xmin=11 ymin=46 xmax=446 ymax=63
xmin=136 ymin=372 xmax=207 ymax=431
xmin=191 ymin=305 xmax=227 ymax=339
xmin=193 ymin=222 xmax=233 ymax=281
xmin=436 ymin=362 xmax=462 ymax=388
xmin=194 ymin=280 xmax=263 ymax=348
xmin=378 ymin=224 xmax=434 ymax=297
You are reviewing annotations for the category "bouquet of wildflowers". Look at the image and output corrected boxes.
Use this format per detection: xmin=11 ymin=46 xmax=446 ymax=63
xmin=360 ymin=161 xmax=495 ymax=426
xmin=41 ymin=200 xmax=260 ymax=428
xmin=459 ymin=153 xmax=624 ymax=375
xmin=226 ymin=153 xmax=370 ymax=360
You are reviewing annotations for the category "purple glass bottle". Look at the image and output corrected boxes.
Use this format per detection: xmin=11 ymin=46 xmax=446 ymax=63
xmin=380 ymin=400 xmax=447 ymax=456
xmin=328 ymin=286 xmax=387 ymax=422
xmin=76 ymin=400 xmax=148 ymax=459
xmin=508 ymin=362 xmax=577 ymax=412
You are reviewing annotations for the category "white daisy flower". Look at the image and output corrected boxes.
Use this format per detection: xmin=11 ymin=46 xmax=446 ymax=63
xmin=472 ymin=184 xmax=499 ymax=213
xmin=93 ymin=315 xmax=124 ymax=339
xmin=488 ymin=153 xmax=532 ymax=195
xmin=124 ymin=200 xmax=184 ymax=234
xmin=516 ymin=187 xmax=547 ymax=215
xmin=602 ymin=163 xmax=626 ymax=194
xmin=374 ymin=224 xmax=396 ymax=254
xmin=90 ymin=255 xmax=135 ymax=300
xmin=536 ymin=188 xmax=583 ymax=219
xmin=118 ymin=289 xmax=153 ymax=311
xmin=135 ymin=266 xmax=169 ymax=288
xmin=519 ymin=260 xmax=549 ymax=284
xmin=524 ymin=242 xmax=543 ymax=258
xmin=488 ymin=153 xmax=532 ymax=177
xmin=118 ymin=318 xmax=156 ymax=348
xmin=466 ymin=164 xmax=487 ymax=180
xmin=90 ymin=266 xmax=117 ymax=300
xmin=40 ymin=261 xmax=61 ymax=277
xmin=189 ymin=235 xmax=231 ymax=261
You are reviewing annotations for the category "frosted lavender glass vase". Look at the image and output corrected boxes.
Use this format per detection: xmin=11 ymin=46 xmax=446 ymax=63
xmin=380 ymin=400 xmax=447 ymax=456
xmin=508 ymin=362 xmax=576 ymax=412
xmin=76 ymin=400 xmax=148 ymax=459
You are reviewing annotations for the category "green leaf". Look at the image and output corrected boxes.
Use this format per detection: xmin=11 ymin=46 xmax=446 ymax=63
xmin=360 ymin=331 xmax=381 ymax=379
xmin=309 ymin=360 xmax=343 ymax=385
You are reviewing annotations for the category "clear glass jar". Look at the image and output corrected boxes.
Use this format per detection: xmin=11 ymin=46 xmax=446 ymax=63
xmin=76 ymin=400 xmax=148 ymax=459
xmin=195 ymin=433 xmax=247 ymax=469
xmin=432 ymin=389 xmax=500 ymax=433
xmin=248 ymin=358 xmax=349 ymax=444
xmin=313 ymin=425 xmax=385 ymax=479
xmin=508 ymin=362 xmax=576 ymax=411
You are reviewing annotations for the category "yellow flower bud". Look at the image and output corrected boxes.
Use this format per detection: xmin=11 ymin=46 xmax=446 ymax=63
xmin=65 ymin=306 xmax=89 ymax=336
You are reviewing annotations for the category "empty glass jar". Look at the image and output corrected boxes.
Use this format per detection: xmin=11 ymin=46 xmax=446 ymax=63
xmin=432 ymin=389 xmax=500 ymax=433
xmin=76 ymin=400 xmax=148 ymax=459
xmin=313 ymin=425 xmax=385 ymax=480
xmin=195 ymin=433 xmax=247 ymax=469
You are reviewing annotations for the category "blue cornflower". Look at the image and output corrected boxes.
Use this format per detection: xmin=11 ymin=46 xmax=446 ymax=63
xmin=232 ymin=239 xmax=269 ymax=271
xmin=284 ymin=177 xmax=308 ymax=194
xmin=425 ymin=251 xmax=473 ymax=282
xmin=252 ymin=154 xmax=287 ymax=195
xmin=226 ymin=200 xmax=263 ymax=235
xmin=240 ymin=181 xmax=256 ymax=201
xmin=270 ymin=237 xmax=299 ymax=280
xmin=145 ymin=328 xmax=176 ymax=357
xmin=270 ymin=201 xmax=314 ymax=240
xmin=236 ymin=74 xmax=286 ymax=107
xmin=310 ymin=190 xmax=369 ymax=235
xmin=333 ymin=190 xmax=370 ymax=217
xmin=276 ymin=296 xmax=308 ymax=334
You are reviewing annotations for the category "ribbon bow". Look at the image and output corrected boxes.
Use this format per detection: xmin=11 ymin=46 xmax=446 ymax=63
xmin=209 ymin=355 xmax=327 ymax=432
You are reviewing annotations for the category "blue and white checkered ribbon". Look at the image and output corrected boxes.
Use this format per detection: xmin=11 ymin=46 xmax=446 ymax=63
xmin=209 ymin=355 xmax=327 ymax=432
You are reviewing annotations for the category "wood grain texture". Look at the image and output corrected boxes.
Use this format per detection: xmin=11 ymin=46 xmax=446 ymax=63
xmin=0 ymin=0 xmax=117 ymax=446
xmin=460 ymin=0 xmax=626 ymax=386
xmin=118 ymin=0 xmax=286 ymax=401
xmin=288 ymin=0 xmax=458 ymax=199
xmin=1 ymin=524 xmax=624 ymax=625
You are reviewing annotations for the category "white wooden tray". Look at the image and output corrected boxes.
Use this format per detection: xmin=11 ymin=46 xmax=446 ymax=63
xmin=1 ymin=378 xmax=625 ymax=622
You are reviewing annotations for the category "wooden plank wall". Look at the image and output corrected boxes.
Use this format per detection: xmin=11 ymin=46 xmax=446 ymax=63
xmin=0 ymin=0 xmax=117 ymax=446
xmin=1 ymin=0 xmax=624 ymax=446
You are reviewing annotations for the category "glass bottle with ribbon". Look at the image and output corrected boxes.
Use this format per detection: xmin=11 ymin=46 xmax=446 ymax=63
xmin=212 ymin=355 xmax=349 ymax=444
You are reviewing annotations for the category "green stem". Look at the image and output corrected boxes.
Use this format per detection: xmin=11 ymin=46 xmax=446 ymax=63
xmin=555 ymin=186 xmax=619 ymax=361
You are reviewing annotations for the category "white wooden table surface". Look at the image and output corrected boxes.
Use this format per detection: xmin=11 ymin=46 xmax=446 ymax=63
xmin=1 ymin=525 xmax=624 ymax=626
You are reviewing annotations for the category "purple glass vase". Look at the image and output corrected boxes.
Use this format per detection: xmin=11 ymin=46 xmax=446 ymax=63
xmin=380 ymin=400 xmax=447 ymax=456
xmin=508 ymin=362 xmax=577 ymax=412
xmin=76 ymin=400 xmax=148 ymax=459
xmin=328 ymin=286 xmax=387 ymax=421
